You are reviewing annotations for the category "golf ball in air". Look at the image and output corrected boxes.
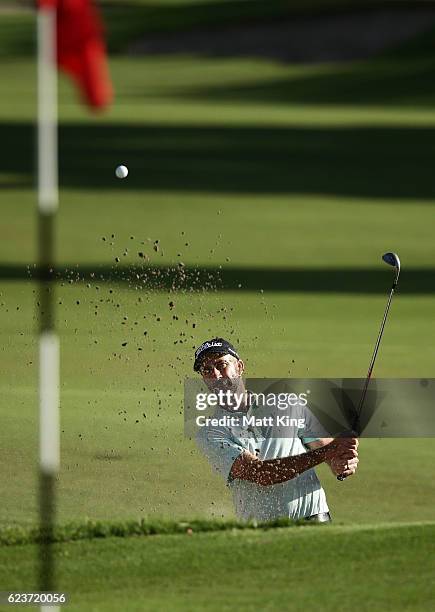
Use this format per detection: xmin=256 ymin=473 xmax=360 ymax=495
xmin=115 ymin=165 xmax=128 ymax=179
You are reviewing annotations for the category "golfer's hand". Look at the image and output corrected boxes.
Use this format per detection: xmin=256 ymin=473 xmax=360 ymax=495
xmin=329 ymin=435 xmax=359 ymax=477
xmin=329 ymin=454 xmax=359 ymax=477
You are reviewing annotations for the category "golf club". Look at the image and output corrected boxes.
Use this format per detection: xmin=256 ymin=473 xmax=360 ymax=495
xmin=337 ymin=252 xmax=401 ymax=481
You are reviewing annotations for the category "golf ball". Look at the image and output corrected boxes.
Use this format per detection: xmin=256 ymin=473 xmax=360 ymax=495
xmin=115 ymin=165 xmax=128 ymax=179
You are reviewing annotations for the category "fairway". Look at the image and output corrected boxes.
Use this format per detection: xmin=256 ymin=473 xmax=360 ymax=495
xmin=1 ymin=2 xmax=435 ymax=609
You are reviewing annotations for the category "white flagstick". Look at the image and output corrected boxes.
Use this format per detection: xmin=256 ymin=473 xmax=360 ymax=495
xmin=38 ymin=7 xmax=58 ymax=212
xmin=39 ymin=332 xmax=60 ymax=474
xmin=37 ymin=6 xmax=60 ymax=611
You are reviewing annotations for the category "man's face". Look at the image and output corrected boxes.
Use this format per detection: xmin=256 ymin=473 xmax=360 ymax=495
xmin=199 ymin=353 xmax=244 ymax=392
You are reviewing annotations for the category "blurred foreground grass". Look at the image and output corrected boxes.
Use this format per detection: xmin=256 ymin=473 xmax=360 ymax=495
xmin=0 ymin=523 xmax=434 ymax=611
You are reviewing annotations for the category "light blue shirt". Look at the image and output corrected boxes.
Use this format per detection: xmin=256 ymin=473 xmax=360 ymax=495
xmin=196 ymin=399 xmax=329 ymax=521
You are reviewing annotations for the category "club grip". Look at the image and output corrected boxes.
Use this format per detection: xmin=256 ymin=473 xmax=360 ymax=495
xmin=337 ymin=474 xmax=347 ymax=481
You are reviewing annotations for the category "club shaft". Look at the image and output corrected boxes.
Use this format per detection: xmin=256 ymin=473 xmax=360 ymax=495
xmin=353 ymin=283 xmax=396 ymax=429
xmin=337 ymin=274 xmax=398 ymax=481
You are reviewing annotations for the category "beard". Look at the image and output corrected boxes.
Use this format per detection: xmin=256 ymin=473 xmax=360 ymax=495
xmin=204 ymin=375 xmax=242 ymax=395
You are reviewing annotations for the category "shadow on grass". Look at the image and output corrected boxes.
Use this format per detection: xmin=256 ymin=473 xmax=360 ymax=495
xmin=180 ymin=56 xmax=435 ymax=107
xmin=2 ymin=122 xmax=435 ymax=200
xmin=2 ymin=263 xmax=434 ymax=294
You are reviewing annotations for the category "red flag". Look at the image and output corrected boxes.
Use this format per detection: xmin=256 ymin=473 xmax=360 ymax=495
xmin=38 ymin=0 xmax=113 ymax=109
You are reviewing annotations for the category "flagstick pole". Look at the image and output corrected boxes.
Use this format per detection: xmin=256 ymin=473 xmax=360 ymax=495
xmin=37 ymin=5 xmax=60 ymax=609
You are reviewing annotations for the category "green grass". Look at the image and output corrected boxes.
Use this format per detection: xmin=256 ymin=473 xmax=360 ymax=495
xmin=2 ymin=189 xmax=435 ymax=269
xmin=1 ymin=523 xmax=434 ymax=610
xmin=0 ymin=517 xmax=319 ymax=546
xmin=0 ymin=516 xmax=334 ymax=546
xmin=1 ymin=54 xmax=435 ymax=271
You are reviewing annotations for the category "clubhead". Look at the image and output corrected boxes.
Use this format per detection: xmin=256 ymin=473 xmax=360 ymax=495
xmin=382 ymin=252 xmax=400 ymax=273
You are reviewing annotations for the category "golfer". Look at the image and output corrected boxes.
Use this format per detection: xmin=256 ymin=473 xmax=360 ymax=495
xmin=194 ymin=338 xmax=359 ymax=522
